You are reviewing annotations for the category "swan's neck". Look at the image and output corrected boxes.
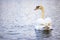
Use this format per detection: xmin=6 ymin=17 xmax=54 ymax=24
xmin=41 ymin=9 xmax=44 ymax=19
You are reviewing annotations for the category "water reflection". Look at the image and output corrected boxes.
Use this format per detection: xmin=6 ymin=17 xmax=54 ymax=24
xmin=35 ymin=29 xmax=52 ymax=40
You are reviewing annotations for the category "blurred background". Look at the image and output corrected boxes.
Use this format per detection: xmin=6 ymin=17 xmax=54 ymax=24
xmin=0 ymin=0 xmax=60 ymax=40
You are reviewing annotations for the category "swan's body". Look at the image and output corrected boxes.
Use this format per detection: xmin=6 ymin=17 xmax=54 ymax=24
xmin=34 ymin=5 xmax=52 ymax=30
xmin=35 ymin=17 xmax=52 ymax=30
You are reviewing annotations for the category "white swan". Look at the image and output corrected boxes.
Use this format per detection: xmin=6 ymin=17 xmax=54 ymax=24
xmin=34 ymin=5 xmax=52 ymax=30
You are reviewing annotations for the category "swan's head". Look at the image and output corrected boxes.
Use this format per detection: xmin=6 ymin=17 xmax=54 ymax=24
xmin=34 ymin=5 xmax=44 ymax=10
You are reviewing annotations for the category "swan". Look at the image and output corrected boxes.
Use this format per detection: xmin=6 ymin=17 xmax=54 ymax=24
xmin=34 ymin=5 xmax=52 ymax=30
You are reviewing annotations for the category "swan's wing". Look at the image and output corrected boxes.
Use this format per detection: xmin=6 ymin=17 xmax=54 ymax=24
xmin=45 ymin=17 xmax=52 ymax=23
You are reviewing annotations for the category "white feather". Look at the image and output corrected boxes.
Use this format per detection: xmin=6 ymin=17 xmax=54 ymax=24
xmin=35 ymin=17 xmax=52 ymax=30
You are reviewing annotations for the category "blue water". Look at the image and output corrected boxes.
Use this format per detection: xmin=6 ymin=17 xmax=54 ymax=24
xmin=0 ymin=0 xmax=60 ymax=40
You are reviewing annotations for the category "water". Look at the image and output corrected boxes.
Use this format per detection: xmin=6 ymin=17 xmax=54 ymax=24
xmin=0 ymin=0 xmax=60 ymax=40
